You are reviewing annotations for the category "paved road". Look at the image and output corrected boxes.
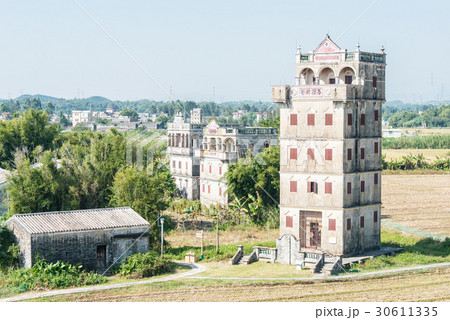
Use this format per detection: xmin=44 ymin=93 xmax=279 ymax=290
xmin=188 ymin=262 xmax=450 ymax=281
xmin=0 ymin=262 xmax=205 ymax=302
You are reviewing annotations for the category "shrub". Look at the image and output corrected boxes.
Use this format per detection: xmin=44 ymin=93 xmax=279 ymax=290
xmin=0 ymin=224 xmax=19 ymax=271
xmin=0 ymin=258 xmax=106 ymax=290
xmin=382 ymin=153 xmax=450 ymax=171
xmin=114 ymin=252 xmax=176 ymax=278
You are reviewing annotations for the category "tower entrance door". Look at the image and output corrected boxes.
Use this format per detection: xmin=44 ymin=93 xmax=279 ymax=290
xmin=309 ymin=222 xmax=321 ymax=249
xmin=300 ymin=211 xmax=322 ymax=249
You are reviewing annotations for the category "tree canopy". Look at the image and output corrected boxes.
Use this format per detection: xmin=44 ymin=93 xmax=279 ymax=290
xmin=225 ymin=145 xmax=280 ymax=223
xmin=0 ymin=109 xmax=59 ymax=169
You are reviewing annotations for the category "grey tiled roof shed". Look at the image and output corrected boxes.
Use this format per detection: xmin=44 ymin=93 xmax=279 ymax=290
xmin=6 ymin=207 xmax=150 ymax=272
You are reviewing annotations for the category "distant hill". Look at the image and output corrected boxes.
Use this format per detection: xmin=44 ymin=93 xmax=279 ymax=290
xmin=15 ymin=94 xmax=64 ymax=103
xmin=86 ymin=96 xmax=111 ymax=103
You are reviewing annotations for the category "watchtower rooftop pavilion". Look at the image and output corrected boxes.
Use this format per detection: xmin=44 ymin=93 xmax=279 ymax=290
xmin=272 ymin=35 xmax=386 ymax=264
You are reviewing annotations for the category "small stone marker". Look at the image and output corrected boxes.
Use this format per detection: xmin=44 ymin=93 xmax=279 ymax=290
xmin=185 ymin=250 xmax=199 ymax=263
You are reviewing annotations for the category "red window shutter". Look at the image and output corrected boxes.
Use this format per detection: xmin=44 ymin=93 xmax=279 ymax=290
xmin=209 ymin=165 xmax=211 ymax=173
xmin=325 ymin=113 xmax=333 ymax=126
xmin=361 ymin=114 xmax=365 ymax=126
xmin=290 ymin=180 xmax=297 ymax=192
xmin=290 ymin=148 xmax=297 ymax=160
xmin=374 ymin=142 xmax=379 ymax=154
xmin=219 ymin=187 xmax=222 ymax=196
xmin=202 ymin=184 xmax=205 ymax=192
xmin=347 ymin=182 xmax=352 ymax=194
xmin=360 ymin=216 xmax=365 ymax=228
xmin=347 ymin=148 xmax=352 ymax=161
xmin=307 ymin=114 xmax=315 ymax=126
xmin=374 ymin=211 xmax=378 ymax=223
xmin=325 ymin=148 xmax=332 ymax=161
xmin=219 ymin=167 xmax=222 ymax=175
xmin=307 ymin=181 xmax=311 ymax=193
xmin=290 ymin=114 xmax=297 ymax=126
xmin=329 ymin=219 xmax=336 ymax=231
xmin=286 ymin=216 xmax=293 ymax=228
xmin=325 ymin=182 xmax=332 ymax=194
xmin=201 ymin=164 xmax=204 ymax=172
xmin=347 ymin=218 xmax=351 ymax=231
xmin=373 ymin=76 xmax=377 ymax=88
xmin=208 ymin=185 xmax=210 ymax=193
xmin=374 ymin=110 xmax=379 ymax=121
xmin=179 ymin=161 xmax=181 ymax=169
xmin=374 ymin=173 xmax=378 ymax=185
xmin=186 ymin=162 xmax=188 ymax=170
xmin=307 ymin=148 xmax=314 ymax=160
xmin=361 ymin=148 xmax=365 ymax=160
xmin=361 ymin=180 xmax=365 ymax=192
xmin=348 ymin=113 xmax=352 ymax=126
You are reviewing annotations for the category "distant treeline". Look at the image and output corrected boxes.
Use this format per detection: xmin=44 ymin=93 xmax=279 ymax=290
xmin=0 ymin=95 xmax=278 ymax=119
xmin=382 ymin=135 xmax=450 ymax=149
xmin=383 ymin=104 xmax=450 ymax=128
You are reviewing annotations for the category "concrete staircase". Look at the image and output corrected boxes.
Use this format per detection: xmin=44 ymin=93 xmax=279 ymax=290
xmin=316 ymin=255 xmax=343 ymax=275
xmin=238 ymin=254 xmax=252 ymax=265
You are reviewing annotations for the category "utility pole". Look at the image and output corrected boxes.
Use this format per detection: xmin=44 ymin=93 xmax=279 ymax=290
xmin=160 ymin=218 xmax=165 ymax=258
xmin=216 ymin=213 xmax=219 ymax=255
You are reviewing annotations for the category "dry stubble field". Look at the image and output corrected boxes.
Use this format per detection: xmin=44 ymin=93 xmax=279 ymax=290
xmin=35 ymin=269 xmax=450 ymax=302
xmin=382 ymin=149 xmax=450 ymax=161
xmin=382 ymin=174 xmax=450 ymax=237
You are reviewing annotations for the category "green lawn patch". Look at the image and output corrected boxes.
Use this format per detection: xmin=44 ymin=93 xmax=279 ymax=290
xmin=349 ymin=230 xmax=450 ymax=272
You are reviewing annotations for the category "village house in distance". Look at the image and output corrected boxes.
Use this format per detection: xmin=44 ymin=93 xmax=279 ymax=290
xmin=272 ymin=35 xmax=386 ymax=263
xmin=167 ymin=110 xmax=278 ymax=206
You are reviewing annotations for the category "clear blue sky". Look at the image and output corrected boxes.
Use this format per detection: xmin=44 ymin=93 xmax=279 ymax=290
xmin=0 ymin=0 xmax=449 ymax=103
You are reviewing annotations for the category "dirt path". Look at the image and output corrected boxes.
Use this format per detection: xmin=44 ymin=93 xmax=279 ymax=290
xmin=0 ymin=262 xmax=205 ymax=302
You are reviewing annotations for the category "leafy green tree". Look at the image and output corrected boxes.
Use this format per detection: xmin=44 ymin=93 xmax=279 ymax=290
xmin=120 ymin=108 xmax=139 ymax=122
xmin=23 ymin=98 xmax=42 ymax=111
xmin=6 ymin=150 xmax=64 ymax=216
xmin=110 ymin=166 xmax=176 ymax=249
xmin=58 ymin=111 xmax=71 ymax=128
xmin=0 ymin=109 xmax=59 ymax=168
xmin=0 ymin=222 xmax=19 ymax=270
xmin=155 ymin=115 xmax=169 ymax=128
xmin=45 ymin=102 xmax=56 ymax=115
xmin=225 ymin=145 xmax=280 ymax=223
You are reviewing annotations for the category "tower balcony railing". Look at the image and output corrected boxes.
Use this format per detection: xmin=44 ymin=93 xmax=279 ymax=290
xmin=272 ymin=84 xmax=361 ymax=103
xmin=195 ymin=149 xmax=238 ymax=161
xmin=297 ymin=51 xmax=385 ymax=64
xmin=167 ymin=146 xmax=195 ymax=156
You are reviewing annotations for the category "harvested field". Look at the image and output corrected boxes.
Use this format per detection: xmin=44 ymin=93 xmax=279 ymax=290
xmin=33 ymin=269 xmax=450 ymax=302
xmin=383 ymin=149 xmax=450 ymax=161
xmin=382 ymin=174 xmax=450 ymax=237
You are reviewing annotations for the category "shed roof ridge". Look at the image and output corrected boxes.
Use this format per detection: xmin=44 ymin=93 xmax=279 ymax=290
xmin=14 ymin=206 xmax=132 ymax=217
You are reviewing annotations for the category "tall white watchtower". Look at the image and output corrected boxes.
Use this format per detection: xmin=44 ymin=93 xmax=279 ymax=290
xmin=272 ymin=35 xmax=386 ymax=263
